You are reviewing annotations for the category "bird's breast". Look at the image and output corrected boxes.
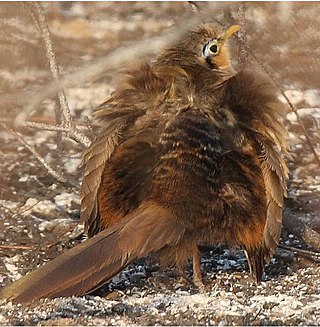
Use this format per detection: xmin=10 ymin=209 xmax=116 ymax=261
xmin=151 ymin=111 xmax=230 ymax=219
xmin=149 ymin=108 xmax=265 ymax=233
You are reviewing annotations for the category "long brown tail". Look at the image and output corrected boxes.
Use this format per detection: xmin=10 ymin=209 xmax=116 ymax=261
xmin=0 ymin=203 xmax=184 ymax=303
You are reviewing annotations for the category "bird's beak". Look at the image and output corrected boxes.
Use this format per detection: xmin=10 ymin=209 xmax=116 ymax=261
xmin=224 ymin=25 xmax=240 ymax=40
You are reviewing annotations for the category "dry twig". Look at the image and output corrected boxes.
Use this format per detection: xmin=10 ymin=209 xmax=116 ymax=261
xmin=24 ymin=2 xmax=91 ymax=148
xmin=236 ymin=4 xmax=249 ymax=69
xmin=0 ymin=245 xmax=33 ymax=250
xmin=283 ymin=210 xmax=320 ymax=252
xmin=279 ymin=244 xmax=320 ymax=263
xmin=30 ymin=2 xmax=72 ymax=124
xmin=25 ymin=120 xmax=91 ymax=147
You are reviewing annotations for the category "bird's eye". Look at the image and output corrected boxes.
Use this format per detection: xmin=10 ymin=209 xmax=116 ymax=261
xmin=209 ymin=44 xmax=218 ymax=54
xmin=203 ymin=40 xmax=220 ymax=58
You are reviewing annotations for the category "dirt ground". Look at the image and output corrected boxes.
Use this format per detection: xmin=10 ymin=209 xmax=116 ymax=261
xmin=0 ymin=2 xmax=319 ymax=326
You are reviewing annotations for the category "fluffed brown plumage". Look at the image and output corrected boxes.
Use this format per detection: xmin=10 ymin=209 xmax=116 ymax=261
xmin=0 ymin=24 xmax=289 ymax=303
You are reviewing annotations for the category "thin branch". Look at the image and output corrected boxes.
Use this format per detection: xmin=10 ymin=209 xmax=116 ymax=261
xmin=283 ymin=209 xmax=320 ymax=252
xmin=33 ymin=2 xmax=72 ymax=125
xmin=83 ymin=116 xmax=95 ymax=140
xmin=54 ymin=96 xmax=63 ymax=152
xmin=26 ymin=121 xmax=91 ymax=147
xmin=21 ymin=2 xmax=41 ymax=33
xmin=279 ymin=244 xmax=320 ymax=263
xmin=1 ymin=123 xmax=67 ymax=183
xmin=40 ymin=231 xmax=84 ymax=251
xmin=15 ymin=199 xmax=43 ymax=216
xmin=236 ymin=4 xmax=248 ymax=69
xmin=0 ymin=245 xmax=33 ymax=250
xmin=18 ymin=2 xmax=92 ymax=154
xmin=10 ymin=186 xmax=80 ymax=221
xmin=0 ymin=232 xmax=84 ymax=252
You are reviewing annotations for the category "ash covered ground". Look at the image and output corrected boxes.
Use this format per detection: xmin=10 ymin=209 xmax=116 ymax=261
xmin=0 ymin=2 xmax=319 ymax=326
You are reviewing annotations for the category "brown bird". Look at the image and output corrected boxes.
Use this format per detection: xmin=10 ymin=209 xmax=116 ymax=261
xmin=0 ymin=24 xmax=289 ymax=303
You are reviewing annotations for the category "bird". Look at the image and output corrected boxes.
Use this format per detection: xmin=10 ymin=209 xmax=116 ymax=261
xmin=0 ymin=23 xmax=289 ymax=303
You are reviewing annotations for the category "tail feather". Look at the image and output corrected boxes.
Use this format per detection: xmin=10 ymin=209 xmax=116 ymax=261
xmin=0 ymin=203 xmax=184 ymax=303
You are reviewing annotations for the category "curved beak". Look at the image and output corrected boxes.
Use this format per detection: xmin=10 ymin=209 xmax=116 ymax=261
xmin=224 ymin=25 xmax=240 ymax=40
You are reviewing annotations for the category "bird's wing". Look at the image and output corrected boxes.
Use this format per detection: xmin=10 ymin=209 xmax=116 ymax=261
xmin=259 ymin=139 xmax=288 ymax=261
xmin=224 ymin=71 xmax=289 ymax=278
xmin=80 ymin=62 xmax=171 ymax=235
xmin=80 ymin=114 xmax=139 ymax=235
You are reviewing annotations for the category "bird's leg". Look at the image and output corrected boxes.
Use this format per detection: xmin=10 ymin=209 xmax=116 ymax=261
xmin=175 ymin=260 xmax=194 ymax=287
xmin=193 ymin=249 xmax=205 ymax=292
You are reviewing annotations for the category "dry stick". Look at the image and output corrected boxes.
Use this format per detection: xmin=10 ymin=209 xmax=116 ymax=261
xmin=0 ymin=123 xmax=67 ymax=183
xmin=33 ymin=2 xmax=72 ymax=124
xmin=54 ymin=97 xmax=63 ymax=152
xmin=283 ymin=209 xmax=320 ymax=252
xmin=279 ymin=244 xmax=320 ymax=263
xmin=19 ymin=2 xmax=91 ymax=149
xmin=236 ymin=4 xmax=248 ymax=69
xmin=24 ymin=3 xmax=62 ymax=151
xmin=40 ymin=231 xmax=84 ymax=251
xmin=8 ymin=185 xmax=79 ymax=225
xmin=0 ymin=231 xmax=84 ymax=252
xmin=21 ymin=2 xmax=41 ymax=33
xmin=0 ymin=245 xmax=33 ymax=250
xmin=26 ymin=121 xmax=91 ymax=147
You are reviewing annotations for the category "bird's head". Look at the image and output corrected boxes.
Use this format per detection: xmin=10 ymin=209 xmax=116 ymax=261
xmin=199 ymin=24 xmax=240 ymax=69
xmin=156 ymin=24 xmax=240 ymax=72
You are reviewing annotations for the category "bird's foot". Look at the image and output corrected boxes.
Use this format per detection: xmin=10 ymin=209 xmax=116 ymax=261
xmin=193 ymin=277 xmax=205 ymax=293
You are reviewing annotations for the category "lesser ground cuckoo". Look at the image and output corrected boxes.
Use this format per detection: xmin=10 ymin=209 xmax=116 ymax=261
xmin=0 ymin=24 xmax=288 ymax=303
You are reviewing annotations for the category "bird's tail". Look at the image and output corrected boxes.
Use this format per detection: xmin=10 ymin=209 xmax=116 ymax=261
xmin=0 ymin=202 xmax=183 ymax=303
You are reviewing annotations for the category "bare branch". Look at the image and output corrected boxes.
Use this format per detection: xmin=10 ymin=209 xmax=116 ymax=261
xmin=283 ymin=209 xmax=320 ymax=252
xmin=236 ymin=4 xmax=248 ymax=69
xmin=0 ymin=245 xmax=33 ymax=250
xmin=83 ymin=116 xmax=95 ymax=140
xmin=279 ymin=244 xmax=320 ymax=263
xmin=53 ymin=98 xmax=63 ymax=152
xmin=33 ymin=2 xmax=72 ymax=125
xmin=15 ymin=2 xmax=92 ymax=156
xmin=26 ymin=121 xmax=91 ymax=147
